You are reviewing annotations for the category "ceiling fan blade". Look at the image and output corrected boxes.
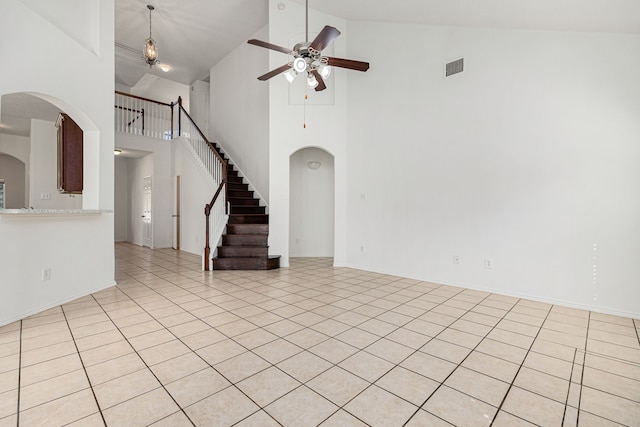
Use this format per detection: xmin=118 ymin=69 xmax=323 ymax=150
xmin=309 ymin=26 xmax=341 ymax=52
xmin=248 ymin=39 xmax=293 ymax=55
xmin=311 ymin=70 xmax=327 ymax=92
xmin=326 ymin=57 xmax=370 ymax=72
xmin=257 ymin=64 xmax=291 ymax=81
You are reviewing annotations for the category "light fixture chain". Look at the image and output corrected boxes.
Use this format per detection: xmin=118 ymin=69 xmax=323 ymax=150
xmin=305 ymin=0 xmax=309 ymax=42
xmin=143 ymin=5 xmax=158 ymax=67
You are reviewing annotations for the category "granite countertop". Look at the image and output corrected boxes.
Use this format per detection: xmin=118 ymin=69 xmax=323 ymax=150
xmin=0 ymin=209 xmax=111 ymax=217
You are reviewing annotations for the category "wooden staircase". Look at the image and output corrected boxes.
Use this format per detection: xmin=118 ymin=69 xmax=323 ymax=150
xmin=212 ymin=148 xmax=280 ymax=270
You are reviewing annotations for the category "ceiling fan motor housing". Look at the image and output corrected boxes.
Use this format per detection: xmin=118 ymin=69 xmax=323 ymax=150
xmin=292 ymin=42 xmax=324 ymax=73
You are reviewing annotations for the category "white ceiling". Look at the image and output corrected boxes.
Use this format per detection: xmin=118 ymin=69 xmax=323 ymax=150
xmin=115 ymin=0 xmax=640 ymax=88
xmin=0 ymin=94 xmax=61 ymax=137
xmin=115 ymin=0 xmax=269 ymax=87
xmin=2 ymin=0 xmax=638 ymax=137
xmin=293 ymin=0 xmax=640 ymax=34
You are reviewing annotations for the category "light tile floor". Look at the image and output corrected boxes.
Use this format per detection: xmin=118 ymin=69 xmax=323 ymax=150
xmin=1 ymin=242 xmax=639 ymax=426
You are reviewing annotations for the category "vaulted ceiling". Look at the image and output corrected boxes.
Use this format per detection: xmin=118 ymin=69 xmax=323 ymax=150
xmin=115 ymin=0 xmax=640 ymax=88
xmin=2 ymin=0 xmax=638 ymax=137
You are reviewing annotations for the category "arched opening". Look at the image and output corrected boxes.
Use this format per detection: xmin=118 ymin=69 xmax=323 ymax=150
xmin=289 ymin=147 xmax=335 ymax=258
xmin=0 ymin=92 xmax=100 ymax=210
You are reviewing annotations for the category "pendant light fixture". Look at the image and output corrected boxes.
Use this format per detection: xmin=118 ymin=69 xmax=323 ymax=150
xmin=143 ymin=5 xmax=158 ymax=67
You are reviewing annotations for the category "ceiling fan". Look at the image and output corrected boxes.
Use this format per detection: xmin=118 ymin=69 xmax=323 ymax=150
xmin=247 ymin=0 xmax=369 ymax=91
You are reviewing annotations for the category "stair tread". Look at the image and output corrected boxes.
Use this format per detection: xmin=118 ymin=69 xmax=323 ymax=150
xmin=214 ymin=255 xmax=280 ymax=259
xmin=222 ymin=246 xmax=268 ymax=248
xmin=212 ymin=255 xmax=280 ymax=270
xmin=202 ymin=151 xmax=278 ymax=270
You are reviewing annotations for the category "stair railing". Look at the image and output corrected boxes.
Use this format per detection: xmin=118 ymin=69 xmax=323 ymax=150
xmin=114 ymin=91 xmax=174 ymax=139
xmin=115 ymin=92 xmax=228 ymax=270
xmin=176 ymin=97 xmax=228 ymax=271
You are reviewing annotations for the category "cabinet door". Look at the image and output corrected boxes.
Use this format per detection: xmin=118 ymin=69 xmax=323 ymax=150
xmin=56 ymin=113 xmax=83 ymax=194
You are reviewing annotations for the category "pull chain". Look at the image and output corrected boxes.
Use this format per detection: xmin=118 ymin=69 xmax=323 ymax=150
xmin=304 ymin=87 xmax=308 ymax=128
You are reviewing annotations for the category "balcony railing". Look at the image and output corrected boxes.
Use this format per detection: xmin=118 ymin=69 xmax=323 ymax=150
xmin=114 ymin=91 xmax=175 ymax=139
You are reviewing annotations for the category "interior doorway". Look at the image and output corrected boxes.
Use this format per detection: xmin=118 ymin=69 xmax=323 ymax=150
xmin=173 ymin=175 xmax=181 ymax=250
xmin=289 ymin=147 xmax=335 ymax=257
xmin=142 ymin=175 xmax=152 ymax=247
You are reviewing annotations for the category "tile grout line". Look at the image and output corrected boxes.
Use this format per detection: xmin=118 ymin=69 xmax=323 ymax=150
xmin=151 ymin=246 xmax=640 ymax=422
xmin=16 ymin=320 xmax=23 ymax=427
xmin=107 ymin=275 xmax=284 ymax=426
xmin=60 ymin=305 xmax=108 ymax=427
xmin=91 ymin=244 xmax=637 ymax=426
xmin=313 ymin=287 xmax=477 ymax=426
xmin=88 ymin=293 xmax=199 ymax=426
xmin=415 ymin=295 xmax=533 ymax=427
xmin=397 ymin=292 xmax=506 ymax=425
xmin=575 ymin=310 xmax=591 ymax=426
xmin=488 ymin=303 xmax=554 ymax=426
xmin=124 ymin=256 xmax=465 ymax=425
xmin=328 ymin=288 xmax=496 ymax=426
xmin=561 ymin=347 xmax=579 ymax=427
xmin=203 ymin=267 xmax=537 ymax=425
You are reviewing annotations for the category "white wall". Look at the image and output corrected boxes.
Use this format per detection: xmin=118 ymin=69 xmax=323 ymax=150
xmin=190 ymin=80 xmax=210 ymax=136
xmin=115 ymin=133 xmax=173 ymax=249
xmin=0 ymin=0 xmax=115 ymax=326
xmin=114 ymin=156 xmax=130 ymax=241
xmin=29 ymin=119 xmax=82 ymax=209
xmin=171 ymin=137 xmax=217 ymax=258
xmin=268 ymin=0 xmax=349 ymax=267
xmin=290 ymin=147 xmax=334 ymax=257
xmin=345 ymin=22 xmax=640 ymax=317
xmin=0 ymin=154 xmax=26 ymax=208
xmin=0 ymin=134 xmax=30 ymax=206
xmin=129 ymin=74 xmax=190 ymax=110
xmin=210 ymin=25 xmax=270 ymax=203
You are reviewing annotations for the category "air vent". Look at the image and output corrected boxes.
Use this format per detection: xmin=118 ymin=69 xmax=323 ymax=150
xmin=445 ymin=58 xmax=464 ymax=77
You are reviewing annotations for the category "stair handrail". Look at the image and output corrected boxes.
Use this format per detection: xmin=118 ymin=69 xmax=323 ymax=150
xmin=176 ymin=97 xmax=228 ymax=271
xmin=114 ymin=91 xmax=175 ymax=139
xmin=115 ymin=91 xmax=228 ymax=270
xmin=115 ymin=90 xmax=174 ymax=107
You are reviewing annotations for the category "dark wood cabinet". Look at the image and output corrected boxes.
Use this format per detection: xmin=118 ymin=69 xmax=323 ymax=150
xmin=55 ymin=113 xmax=83 ymax=194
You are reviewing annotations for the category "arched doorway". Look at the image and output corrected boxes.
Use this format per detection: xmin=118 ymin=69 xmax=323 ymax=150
xmin=289 ymin=147 xmax=335 ymax=257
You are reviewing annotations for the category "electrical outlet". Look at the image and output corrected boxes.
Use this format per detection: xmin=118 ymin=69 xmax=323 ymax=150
xmin=40 ymin=192 xmax=51 ymax=200
xmin=360 ymin=246 xmax=364 ymax=252
xmin=453 ymin=255 xmax=460 ymax=265
xmin=42 ymin=268 xmax=51 ymax=281
xmin=484 ymin=259 xmax=493 ymax=269
xmin=295 ymin=238 xmax=300 ymax=244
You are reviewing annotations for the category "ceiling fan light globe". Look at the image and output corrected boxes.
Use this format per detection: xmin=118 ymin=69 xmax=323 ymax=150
xmin=307 ymin=73 xmax=319 ymax=88
xmin=317 ymin=64 xmax=331 ymax=79
xmin=293 ymin=57 xmax=307 ymax=73
xmin=284 ymin=68 xmax=297 ymax=83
